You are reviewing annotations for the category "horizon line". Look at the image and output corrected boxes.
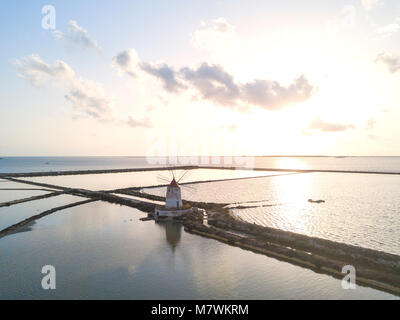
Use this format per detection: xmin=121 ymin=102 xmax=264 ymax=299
xmin=1 ymin=155 xmax=400 ymax=158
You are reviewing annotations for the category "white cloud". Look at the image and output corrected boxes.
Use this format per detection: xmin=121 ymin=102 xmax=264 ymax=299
xmin=14 ymin=54 xmax=75 ymax=86
xmin=241 ymin=75 xmax=314 ymax=110
xmin=191 ymin=18 xmax=235 ymax=50
xmin=126 ymin=116 xmax=152 ymax=128
xmin=374 ymin=18 xmax=400 ymax=38
xmin=140 ymin=62 xmax=186 ymax=93
xmin=65 ymin=79 xmax=112 ymax=120
xmin=14 ymin=54 xmax=111 ymax=120
xmin=180 ymin=63 xmax=315 ymax=110
xmin=53 ymin=20 xmax=100 ymax=51
xmin=180 ymin=63 xmax=240 ymax=106
xmin=113 ymin=50 xmax=316 ymax=111
xmin=305 ymin=118 xmax=355 ymax=133
xmin=326 ymin=5 xmax=357 ymax=34
xmin=375 ymin=51 xmax=400 ymax=73
xmin=15 ymin=54 xmax=153 ymax=127
xmin=361 ymin=0 xmax=384 ymax=11
xmin=112 ymin=49 xmax=141 ymax=77
xmin=112 ymin=49 xmax=185 ymax=92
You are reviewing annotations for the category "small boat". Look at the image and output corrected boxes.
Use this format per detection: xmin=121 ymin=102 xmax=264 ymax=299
xmin=308 ymin=199 xmax=325 ymax=204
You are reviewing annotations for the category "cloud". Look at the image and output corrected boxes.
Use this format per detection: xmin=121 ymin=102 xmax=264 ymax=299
xmin=14 ymin=54 xmax=112 ymax=120
xmin=179 ymin=63 xmax=314 ymax=110
xmin=112 ymin=50 xmax=316 ymax=111
xmin=126 ymin=116 xmax=152 ymax=128
xmin=325 ymin=5 xmax=357 ymax=34
xmin=140 ymin=62 xmax=185 ymax=92
xmin=191 ymin=18 xmax=235 ymax=50
xmin=14 ymin=54 xmax=75 ymax=86
xmin=53 ymin=20 xmax=100 ymax=51
xmin=112 ymin=49 xmax=185 ymax=92
xmin=241 ymin=75 xmax=314 ymax=110
xmin=375 ymin=51 xmax=400 ymax=73
xmin=65 ymin=79 xmax=112 ymax=120
xmin=180 ymin=63 xmax=240 ymax=106
xmin=210 ymin=17 xmax=235 ymax=33
xmin=112 ymin=49 xmax=141 ymax=77
xmin=361 ymin=0 xmax=384 ymax=10
xmin=374 ymin=18 xmax=400 ymax=38
xmin=305 ymin=118 xmax=355 ymax=132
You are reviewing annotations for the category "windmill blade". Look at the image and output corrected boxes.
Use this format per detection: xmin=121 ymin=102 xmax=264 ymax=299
xmin=157 ymin=173 xmax=172 ymax=184
xmin=157 ymin=172 xmax=171 ymax=180
xmin=177 ymin=169 xmax=190 ymax=183
xmin=157 ymin=176 xmax=171 ymax=184
xmin=169 ymin=167 xmax=176 ymax=180
xmin=178 ymin=169 xmax=195 ymax=183
xmin=181 ymin=184 xmax=196 ymax=190
xmin=180 ymin=183 xmax=198 ymax=194
xmin=181 ymin=187 xmax=197 ymax=197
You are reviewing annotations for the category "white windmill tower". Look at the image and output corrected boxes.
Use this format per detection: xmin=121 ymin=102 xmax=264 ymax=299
xmin=165 ymin=177 xmax=182 ymax=208
xmin=154 ymin=169 xmax=194 ymax=218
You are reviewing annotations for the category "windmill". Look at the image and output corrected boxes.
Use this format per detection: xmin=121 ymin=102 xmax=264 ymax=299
xmin=156 ymin=168 xmax=197 ymax=200
xmin=154 ymin=168 xmax=196 ymax=218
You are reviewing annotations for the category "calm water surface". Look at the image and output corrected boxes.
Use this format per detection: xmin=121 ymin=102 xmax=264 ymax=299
xmin=1 ymin=159 xmax=399 ymax=299
xmin=0 ymin=201 xmax=396 ymax=299
xmin=0 ymin=179 xmax=51 ymax=203
xmin=144 ymin=172 xmax=400 ymax=255
xmin=0 ymin=194 xmax=83 ymax=230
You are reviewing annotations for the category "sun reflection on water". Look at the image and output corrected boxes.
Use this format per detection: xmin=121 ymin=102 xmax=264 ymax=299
xmin=274 ymin=158 xmax=311 ymax=170
xmin=271 ymin=173 xmax=314 ymax=234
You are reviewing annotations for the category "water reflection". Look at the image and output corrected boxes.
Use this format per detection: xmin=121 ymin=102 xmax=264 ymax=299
xmin=274 ymin=158 xmax=311 ymax=170
xmin=272 ymin=173 xmax=313 ymax=233
xmin=0 ymin=200 xmax=396 ymax=299
xmin=155 ymin=220 xmax=182 ymax=251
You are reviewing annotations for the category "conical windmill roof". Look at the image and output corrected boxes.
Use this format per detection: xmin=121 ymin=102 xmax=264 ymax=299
xmin=170 ymin=178 xmax=179 ymax=187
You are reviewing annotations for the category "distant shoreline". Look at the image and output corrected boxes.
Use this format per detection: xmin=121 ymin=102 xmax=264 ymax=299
xmin=2 ymin=165 xmax=400 ymax=177
xmin=1 ymin=155 xmax=400 ymax=158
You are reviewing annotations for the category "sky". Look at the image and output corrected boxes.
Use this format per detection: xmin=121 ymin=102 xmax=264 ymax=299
xmin=1 ymin=0 xmax=400 ymax=156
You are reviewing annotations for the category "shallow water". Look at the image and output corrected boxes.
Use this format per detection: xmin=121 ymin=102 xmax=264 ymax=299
xmin=144 ymin=172 xmax=400 ymax=255
xmin=0 ymin=194 xmax=84 ymax=231
xmin=1 ymin=163 xmax=399 ymax=299
xmin=0 ymin=201 xmax=396 ymax=299
xmin=0 ymin=179 xmax=52 ymax=203
xmin=0 ymin=189 xmax=50 ymax=204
